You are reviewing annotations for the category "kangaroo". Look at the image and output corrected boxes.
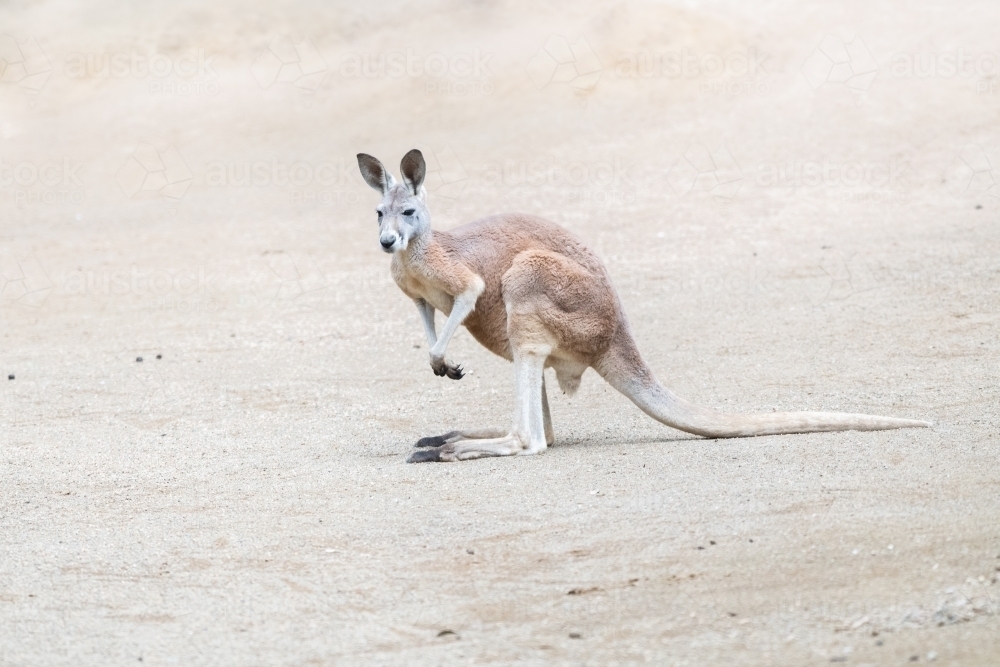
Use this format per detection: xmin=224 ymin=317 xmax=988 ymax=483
xmin=357 ymin=149 xmax=931 ymax=463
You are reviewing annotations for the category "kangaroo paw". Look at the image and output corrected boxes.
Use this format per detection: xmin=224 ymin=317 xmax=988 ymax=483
xmin=415 ymin=435 xmax=447 ymax=448
xmin=407 ymin=446 xmax=445 ymax=463
xmin=414 ymin=431 xmax=459 ymax=448
xmin=431 ymin=358 xmax=464 ymax=379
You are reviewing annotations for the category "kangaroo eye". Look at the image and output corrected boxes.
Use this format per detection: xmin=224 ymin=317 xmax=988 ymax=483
xmin=376 ymin=210 xmax=383 ymax=219
xmin=403 ymin=209 xmax=416 ymax=216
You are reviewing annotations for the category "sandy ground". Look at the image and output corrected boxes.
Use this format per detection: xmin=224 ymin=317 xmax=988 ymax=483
xmin=2 ymin=0 xmax=999 ymax=665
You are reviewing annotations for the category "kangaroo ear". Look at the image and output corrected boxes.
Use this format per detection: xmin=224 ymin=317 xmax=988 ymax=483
xmin=399 ymin=149 xmax=426 ymax=196
xmin=357 ymin=153 xmax=396 ymax=194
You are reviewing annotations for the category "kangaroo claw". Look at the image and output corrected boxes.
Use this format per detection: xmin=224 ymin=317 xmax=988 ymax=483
xmin=431 ymin=358 xmax=464 ymax=379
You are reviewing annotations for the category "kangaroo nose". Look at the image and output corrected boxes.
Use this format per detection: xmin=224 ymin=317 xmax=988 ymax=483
xmin=380 ymin=235 xmax=396 ymax=250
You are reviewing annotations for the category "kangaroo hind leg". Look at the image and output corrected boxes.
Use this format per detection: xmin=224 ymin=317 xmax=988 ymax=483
xmin=542 ymin=377 xmax=554 ymax=445
xmin=414 ymin=428 xmax=506 ymax=448
xmin=407 ymin=345 xmax=550 ymax=462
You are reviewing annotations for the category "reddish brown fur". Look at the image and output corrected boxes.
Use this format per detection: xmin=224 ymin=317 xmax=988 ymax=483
xmin=402 ymin=214 xmax=618 ymax=366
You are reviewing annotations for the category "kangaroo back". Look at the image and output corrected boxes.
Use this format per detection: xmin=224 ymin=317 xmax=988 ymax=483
xmin=434 ymin=213 xmax=611 ymax=361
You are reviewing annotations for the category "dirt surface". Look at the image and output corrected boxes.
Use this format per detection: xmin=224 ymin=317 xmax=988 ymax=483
xmin=2 ymin=1 xmax=999 ymax=665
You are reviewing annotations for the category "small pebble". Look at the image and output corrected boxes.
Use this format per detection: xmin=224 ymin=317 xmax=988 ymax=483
xmin=136 ymin=357 xmax=143 ymax=362
xmin=568 ymin=632 xmax=582 ymax=639
xmin=466 ymin=549 xmax=474 ymax=554
xmin=7 ymin=374 xmax=13 ymax=380
xmin=156 ymin=354 xmax=162 ymax=359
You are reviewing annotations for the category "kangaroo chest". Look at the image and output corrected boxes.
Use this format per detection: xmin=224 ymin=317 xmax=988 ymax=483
xmin=391 ymin=257 xmax=456 ymax=315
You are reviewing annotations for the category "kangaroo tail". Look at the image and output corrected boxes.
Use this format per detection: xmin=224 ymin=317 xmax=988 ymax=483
xmin=595 ymin=325 xmax=931 ymax=438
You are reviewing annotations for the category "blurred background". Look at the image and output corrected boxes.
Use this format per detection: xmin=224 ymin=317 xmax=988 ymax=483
xmin=2 ymin=1 xmax=998 ymax=665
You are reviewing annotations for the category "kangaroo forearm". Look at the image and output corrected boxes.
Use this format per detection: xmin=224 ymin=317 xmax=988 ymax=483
xmin=415 ymin=299 xmax=437 ymax=346
xmin=429 ymin=277 xmax=484 ymax=359
xmin=430 ymin=293 xmax=475 ymax=358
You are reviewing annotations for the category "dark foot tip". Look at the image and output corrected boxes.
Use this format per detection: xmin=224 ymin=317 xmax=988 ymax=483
xmin=407 ymin=448 xmax=443 ymax=463
xmin=415 ymin=435 xmax=447 ymax=448
xmin=447 ymin=365 xmax=464 ymax=380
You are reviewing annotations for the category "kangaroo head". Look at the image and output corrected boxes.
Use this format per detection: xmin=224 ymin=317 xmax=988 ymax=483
xmin=357 ymin=149 xmax=429 ymax=254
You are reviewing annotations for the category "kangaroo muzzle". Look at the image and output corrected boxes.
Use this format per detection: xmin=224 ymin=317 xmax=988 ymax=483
xmin=380 ymin=233 xmax=398 ymax=252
